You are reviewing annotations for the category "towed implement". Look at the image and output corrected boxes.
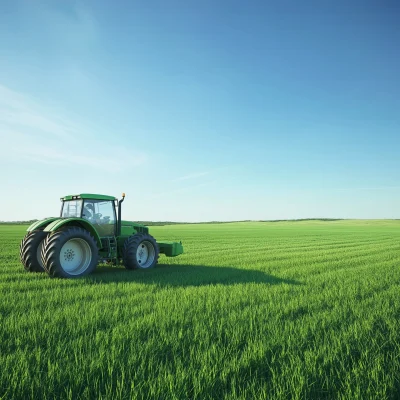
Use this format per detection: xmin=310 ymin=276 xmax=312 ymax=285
xmin=20 ymin=193 xmax=183 ymax=278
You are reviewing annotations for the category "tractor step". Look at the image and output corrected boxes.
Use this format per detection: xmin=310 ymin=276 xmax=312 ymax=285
xmin=157 ymin=241 xmax=184 ymax=257
xmin=100 ymin=237 xmax=118 ymax=265
xmin=101 ymin=237 xmax=117 ymax=253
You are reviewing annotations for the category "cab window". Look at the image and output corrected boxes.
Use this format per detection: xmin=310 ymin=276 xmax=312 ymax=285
xmin=61 ymin=200 xmax=83 ymax=218
xmin=82 ymin=200 xmax=116 ymax=236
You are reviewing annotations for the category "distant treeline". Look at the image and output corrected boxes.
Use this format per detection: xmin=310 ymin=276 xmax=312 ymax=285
xmin=261 ymin=218 xmax=345 ymax=223
xmin=0 ymin=220 xmax=40 ymax=225
xmin=139 ymin=219 xmax=346 ymax=226
xmin=1 ymin=218 xmax=346 ymax=226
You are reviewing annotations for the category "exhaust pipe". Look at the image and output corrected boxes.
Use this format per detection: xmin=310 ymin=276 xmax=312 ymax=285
xmin=118 ymin=193 xmax=125 ymax=236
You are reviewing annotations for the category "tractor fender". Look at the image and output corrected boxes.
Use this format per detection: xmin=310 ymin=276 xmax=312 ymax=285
xmin=43 ymin=218 xmax=102 ymax=248
xmin=27 ymin=217 xmax=59 ymax=232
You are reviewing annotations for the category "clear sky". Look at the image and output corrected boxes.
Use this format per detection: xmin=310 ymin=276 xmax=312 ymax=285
xmin=0 ymin=0 xmax=399 ymax=222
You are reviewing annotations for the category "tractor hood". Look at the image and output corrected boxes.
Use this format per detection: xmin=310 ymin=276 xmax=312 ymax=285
xmin=120 ymin=220 xmax=149 ymax=236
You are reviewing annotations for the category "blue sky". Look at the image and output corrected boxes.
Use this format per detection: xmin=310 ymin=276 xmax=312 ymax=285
xmin=0 ymin=0 xmax=399 ymax=221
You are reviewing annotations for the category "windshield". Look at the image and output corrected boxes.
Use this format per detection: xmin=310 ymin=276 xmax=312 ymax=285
xmin=61 ymin=200 xmax=83 ymax=218
xmin=82 ymin=200 xmax=116 ymax=236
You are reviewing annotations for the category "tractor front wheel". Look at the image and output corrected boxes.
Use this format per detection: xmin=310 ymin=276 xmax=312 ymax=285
xmin=123 ymin=233 xmax=159 ymax=270
xmin=41 ymin=227 xmax=98 ymax=278
xmin=20 ymin=230 xmax=47 ymax=272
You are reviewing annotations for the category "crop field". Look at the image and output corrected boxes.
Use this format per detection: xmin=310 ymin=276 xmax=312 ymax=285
xmin=0 ymin=221 xmax=400 ymax=399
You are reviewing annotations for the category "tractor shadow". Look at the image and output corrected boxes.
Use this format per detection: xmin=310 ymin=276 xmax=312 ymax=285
xmin=88 ymin=263 xmax=301 ymax=287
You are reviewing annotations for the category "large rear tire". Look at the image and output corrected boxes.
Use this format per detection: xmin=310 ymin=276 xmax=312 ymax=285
xmin=41 ymin=227 xmax=98 ymax=278
xmin=123 ymin=233 xmax=159 ymax=270
xmin=20 ymin=230 xmax=47 ymax=272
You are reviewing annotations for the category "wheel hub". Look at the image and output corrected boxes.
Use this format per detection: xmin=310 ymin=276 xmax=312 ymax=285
xmin=135 ymin=241 xmax=155 ymax=268
xmin=64 ymin=248 xmax=75 ymax=262
xmin=138 ymin=245 xmax=147 ymax=263
xmin=59 ymin=238 xmax=92 ymax=275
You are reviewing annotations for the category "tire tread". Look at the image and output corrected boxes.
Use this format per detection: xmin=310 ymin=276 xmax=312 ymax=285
xmin=41 ymin=226 xmax=98 ymax=278
xmin=20 ymin=230 xmax=47 ymax=272
xmin=123 ymin=233 xmax=159 ymax=270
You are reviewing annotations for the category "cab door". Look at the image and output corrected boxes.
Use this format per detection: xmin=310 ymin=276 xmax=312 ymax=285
xmin=82 ymin=200 xmax=116 ymax=237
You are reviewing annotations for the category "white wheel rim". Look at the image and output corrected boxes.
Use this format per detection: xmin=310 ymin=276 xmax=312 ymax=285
xmin=36 ymin=239 xmax=45 ymax=269
xmin=136 ymin=241 xmax=155 ymax=268
xmin=60 ymin=238 xmax=92 ymax=275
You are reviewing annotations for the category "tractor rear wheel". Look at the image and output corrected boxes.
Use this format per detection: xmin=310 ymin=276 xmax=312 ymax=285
xmin=123 ymin=233 xmax=159 ymax=270
xmin=20 ymin=230 xmax=47 ymax=272
xmin=41 ymin=227 xmax=98 ymax=278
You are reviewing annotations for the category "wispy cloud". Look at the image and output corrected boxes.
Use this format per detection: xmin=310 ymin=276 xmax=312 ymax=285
xmin=0 ymin=85 xmax=78 ymax=139
xmin=151 ymin=182 xmax=214 ymax=199
xmin=171 ymin=171 xmax=211 ymax=182
xmin=289 ymin=185 xmax=400 ymax=194
xmin=151 ymin=170 xmax=219 ymax=199
xmin=0 ymin=85 xmax=147 ymax=171
xmin=332 ymin=186 xmax=400 ymax=191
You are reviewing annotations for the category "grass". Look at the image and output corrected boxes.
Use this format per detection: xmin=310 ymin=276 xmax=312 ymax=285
xmin=0 ymin=220 xmax=399 ymax=399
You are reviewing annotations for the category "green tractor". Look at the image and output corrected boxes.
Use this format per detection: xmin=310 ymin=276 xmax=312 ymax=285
xmin=19 ymin=193 xmax=183 ymax=278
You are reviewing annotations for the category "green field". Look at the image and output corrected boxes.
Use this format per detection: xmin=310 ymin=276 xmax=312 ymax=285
xmin=1 ymin=221 xmax=399 ymax=399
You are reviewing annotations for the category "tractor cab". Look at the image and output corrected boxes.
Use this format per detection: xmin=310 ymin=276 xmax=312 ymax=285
xmin=60 ymin=194 xmax=118 ymax=237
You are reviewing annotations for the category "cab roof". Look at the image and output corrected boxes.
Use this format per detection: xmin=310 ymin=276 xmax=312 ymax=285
xmin=61 ymin=193 xmax=117 ymax=201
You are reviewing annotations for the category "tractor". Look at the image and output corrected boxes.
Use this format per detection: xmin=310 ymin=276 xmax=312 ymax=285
xmin=19 ymin=193 xmax=183 ymax=278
